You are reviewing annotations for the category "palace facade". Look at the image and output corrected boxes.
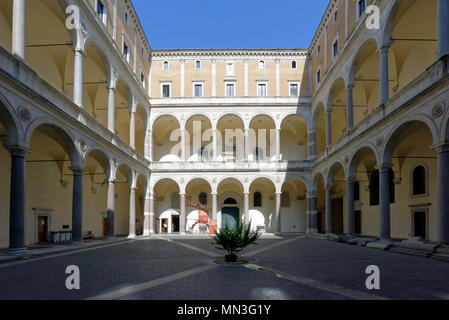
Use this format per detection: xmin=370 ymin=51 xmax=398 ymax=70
xmin=0 ymin=0 xmax=448 ymax=254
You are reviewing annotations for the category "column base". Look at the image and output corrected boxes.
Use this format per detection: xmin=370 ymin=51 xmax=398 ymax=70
xmin=106 ymin=236 xmax=116 ymax=241
xmin=7 ymin=247 xmax=28 ymax=256
xmin=127 ymin=234 xmax=136 ymax=239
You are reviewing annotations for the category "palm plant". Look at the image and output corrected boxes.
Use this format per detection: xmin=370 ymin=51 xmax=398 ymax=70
xmin=212 ymin=220 xmax=261 ymax=262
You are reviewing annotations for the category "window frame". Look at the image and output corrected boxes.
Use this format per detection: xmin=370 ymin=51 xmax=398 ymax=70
xmin=195 ymin=60 xmax=201 ymax=70
xmin=163 ymin=61 xmax=169 ymax=70
xmin=254 ymin=192 xmax=262 ymax=207
xmin=96 ymin=0 xmax=107 ymax=26
xmin=291 ymin=60 xmax=297 ymax=69
xmin=258 ymin=60 xmax=265 ymax=70
xmin=161 ymin=82 xmax=172 ymax=98
xmin=289 ymin=82 xmax=299 ymax=97
xmin=316 ymin=68 xmax=321 ymax=85
xmin=357 ymin=0 xmax=366 ymax=19
xmin=225 ymin=81 xmax=236 ymax=97
xmin=332 ymin=38 xmax=339 ymax=59
xmin=122 ymin=39 xmax=130 ymax=62
xmin=193 ymin=81 xmax=204 ymax=97
xmin=257 ymin=81 xmax=268 ymax=97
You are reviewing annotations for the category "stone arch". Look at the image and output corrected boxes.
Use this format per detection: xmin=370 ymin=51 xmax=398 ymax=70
xmin=326 ymin=160 xmax=347 ymax=186
xmin=348 ymin=144 xmax=379 ymax=179
xmin=84 ymin=147 xmax=111 ymax=178
xmin=0 ymin=92 xmax=22 ymax=145
xmin=151 ymin=177 xmax=181 ymax=194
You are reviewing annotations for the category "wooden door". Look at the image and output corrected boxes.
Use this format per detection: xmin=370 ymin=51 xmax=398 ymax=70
xmin=37 ymin=216 xmax=48 ymax=243
xmin=103 ymin=218 xmax=108 ymax=236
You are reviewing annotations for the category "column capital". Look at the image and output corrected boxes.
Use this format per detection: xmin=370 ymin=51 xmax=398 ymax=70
xmin=432 ymin=142 xmax=449 ymax=153
xmin=130 ymin=186 xmax=137 ymax=192
xmin=325 ymin=184 xmax=333 ymax=191
xmin=379 ymin=43 xmax=391 ymax=53
xmin=306 ymin=191 xmax=317 ymax=198
xmin=347 ymin=177 xmax=357 ymax=184
xmin=378 ymin=163 xmax=393 ymax=173
xmin=346 ymin=83 xmax=355 ymax=90
xmin=73 ymin=47 xmax=86 ymax=57
xmin=244 ymin=192 xmax=250 ymax=196
xmin=179 ymin=193 xmax=186 ymax=197
xmin=5 ymin=144 xmax=31 ymax=157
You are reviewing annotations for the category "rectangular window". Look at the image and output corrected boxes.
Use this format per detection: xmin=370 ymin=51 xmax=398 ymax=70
xmin=358 ymin=0 xmax=366 ymax=18
xmin=257 ymin=83 xmax=267 ymax=97
xmin=316 ymin=70 xmax=321 ymax=84
xmin=162 ymin=84 xmax=170 ymax=98
xmin=289 ymin=83 xmax=298 ymax=97
xmin=96 ymin=0 xmax=106 ymax=24
xmin=141 ymin=72 xmax=145 ymax=88
xmin=226 ymin=83 xmax=235 ymax=97
xmin=333 ymin=40 xmax=339 ymax=58
xmin=194 ymin=84 xmax=203 ymax=97
xmin=123 ymin=42 xmax=129 ymax=62
xmin=196 ymin=60 xmax=201 ymax=69
xmin=124 ymin=11 xmax=129 ymax=25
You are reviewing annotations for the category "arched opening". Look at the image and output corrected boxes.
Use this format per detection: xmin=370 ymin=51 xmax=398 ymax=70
xmin=153 ymin=178 xmax=180 ymax=234
xmin=327 ymin=162 xmax=346 ymax=234
xmin=26 ymin=124 xmax=77 ymax=245
xmin=216 ymin=114 xmax=244 ymax=161
xmin=349 ymin=147 xmax=378 ymax=236
xmin=115 ymin=164 xmax=132 ymax=236
xmin=185 ymin=178 xmax=212 ymax=233
xmin=249 ymin=178 xmax=276 ymax=232
xmin=217 ymin=178 xmax=243 ymax=229
xmin=280 ymin=115 xmax=308 ymax=161
xmin=81 ymin=42 xmax=110 ymax=120
xmin=185 ymin=115 xmax=212 ymax=161
xmin=314 ymin=103 xmax=326 ymax=155
xmin=26 ymin=0 xmax=75 ymax=95
xmin=383 ymin=120 xmax=437 ymax=240
xmin=114 ymin=80 xmax=132 ymax=144
xmin=328 ymin=78 xmax=347 ymax=143
xmin=314 ymin=173 xmax=325 ymax=234
xmin=249 ymin=115 xmax=275 ymax=161
xmin=387 ymin=0 xmax=437 ymax=94
xmin=153 ymin=115 xmax=181 ymax=162
xmin=349 ymin=39 xmax=380 ymax=126
xmin=281 ymin=177 xmax=307 ymax=233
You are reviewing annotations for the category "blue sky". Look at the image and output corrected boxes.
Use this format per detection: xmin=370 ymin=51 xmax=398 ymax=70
xmin=132 ymin=0 xmax=330 ymax=49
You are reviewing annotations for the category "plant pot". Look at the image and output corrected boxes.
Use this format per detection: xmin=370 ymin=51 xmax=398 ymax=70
xmin=225 ymin=254 xmax=237 ymax=263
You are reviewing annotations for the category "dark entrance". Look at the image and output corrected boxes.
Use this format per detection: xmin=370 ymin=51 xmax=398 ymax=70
xmin=172 ymin=215 xmax=180 ymax=233
xmin=413 ymin=211 xmax=427 ymax=239
xmin=317 ymin=210 xmax=324 ymax=234
xmin=332 ymin=198 xmax=344 ymax=234
xmin=37 ymin=216 xmax=49 ymax=243
xmin=355 ymin=210 xmax=362 ymax=235
xmin=103 ymin=218 xmax=108 ymax=236
xmin=222 ymin=206 xmax=239 ymax=229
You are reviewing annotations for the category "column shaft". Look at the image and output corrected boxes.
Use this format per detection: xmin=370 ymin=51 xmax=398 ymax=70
xmin=380 ymin=166 xmax=391 ymax=240
xmin=129 ymin=112 xmax=136 ymax=149
xmin=71 ymin=168 xmax=84 ymax=244
xmin=181 ymin=129 xmax=186 ymax=161
xmin=276 ymin=129 xmax=281 ymax=161
xmin=244 ymin=129 xmax=249 ymax=161
xmin=73 ymin=50 xmax=84 ymax=107
xmin=180 ymin=194 xmax=186 ymax=233
xmin=107 ymin=87 xmax=115 ymax=133
xmin=143 ymin=194 xmax=150 ymax=236
xmin=244 ymin=193 xmax=249 ymax=223
xmin=107 ymin=182 xmax=115 ymax=238
xmin=128 ymin=188 xmax=136 ymax=238
xmin=8 ymin=149 xmax=27 ymax=255
xmin=212 ymin=193 xmax=217 ymax=222
xmin=12 ymin=0 xmax=26 ymax=60
xmin=438 ymin=0 xmax=449 ymax=58
xmin=347 ymin=85 xmax=354 ymax=130
xmin=212 ymin=129 xmax=217 ymax=160
xmin=346 ymin=181 xmax=355 ymax=235
xmin=148 ymin=130 xmax=153 ymax=162
xmin=379 ymin=46 xmax=390 ymax=104
xmin=306 ymin=192 xmax=318 ymax=234
xmin=275 ymin=193 xmax=281 ymax=233
xmin=437 ymin=145 xmax=449 ymax=243
xmin=326 ymin=110 xmax=332 ymax=147
xmin=149 ymin=194 xmax=155 ymax=234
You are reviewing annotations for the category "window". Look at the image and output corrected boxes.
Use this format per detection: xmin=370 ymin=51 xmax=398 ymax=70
xmin=292 ymin=61 xmax=297 ymax=69
xmin=281 ymin=192 xmax=290 ymax=207
xmin=140 ymin=72 xmax=145 ymax=88
xmin=123 ymin=41 xmax=129 ymax=62
xmin=199 ymin=192 xmax=207 ymax=205
xmin=333 ymin=40 xmax=339 ymax=58
xmin=163 ymin=61 xmax=169 ymax=70
xmin=96 ymin=0 xmax=106 ymax=24
xmin=171 ymin=192 xmax=180 ymax=209
xmin=254 ymin=147 xmax=263 ymax=161
xmin=289 ymin=83 xmax=298 ymax=97
xmin=162 ymin=84 xmax=170 ymax=98
xmin=124 ymin=11 xmax=129 ymax=25
xmin=412 ymin=165 xmax=427 ymax=196
xmin=254 ymin=192 xmax=262 ymax=207
xmin=194 ymin=83 xmax=203 ymax=97
xmin=224 ymin=198 xmax=237 ymax=205
xmin=195 ymin=60 xmax=201 ymax=69
xmin=199 ymin=147 xmax=208 ymax=160
xmin=141 ymin=47 xmax=144 ymax=58
xmin=334 ymin=10 xmax=338 ymax=22
xmin=354 ymin=181 xmax=360 ymax=201
xmin=257 ymin=83 xmax=267 ymax=97
xmin=358 ymin=0 xmax=366 ymax=18
xmin=226 ymin=83 xmax=235 ymax=97
xmin=316 ymin=69 xmax=321 ymax=84
xmin=259 ymin=60 xmax=265 ymax=69
xmin=317 ymin=45 xmax=321 ymax=55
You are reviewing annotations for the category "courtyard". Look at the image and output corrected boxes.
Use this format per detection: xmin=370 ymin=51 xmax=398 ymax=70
xmin=0 ymin=234 xmax=448 ymax=300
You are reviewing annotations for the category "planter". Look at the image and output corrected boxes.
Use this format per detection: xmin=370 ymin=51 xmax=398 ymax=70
xmin=225 ymin=254 xmax=237 ymax=262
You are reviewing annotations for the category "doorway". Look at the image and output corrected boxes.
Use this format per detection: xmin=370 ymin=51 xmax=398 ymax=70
xmin=355 ymin=210 xmax=362 ymax=235
xmin=222 ymin=207 xmax=239 ymax=229
xmin=161 ymin=218 xmax=169 ymax=234
xmin=37 ymin=216 xmax=49 ymax=243
xmin=172 ymin=215 xmax=180 ymax=233
xmin=103 ymin=218 xmax=108 ymax=237
xmin=413 ymin=211 xmax=427 ymax=239
xmin=331 ymin=198 xmax=344 ymax=234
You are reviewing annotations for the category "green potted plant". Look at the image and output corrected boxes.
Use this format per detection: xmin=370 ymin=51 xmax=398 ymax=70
xmin=212 ymin=220 xmax=261 ymax=262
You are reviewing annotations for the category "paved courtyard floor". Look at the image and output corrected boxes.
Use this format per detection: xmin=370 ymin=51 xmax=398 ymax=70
xmin=0 ymin=234 xmax=448 ymax=300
